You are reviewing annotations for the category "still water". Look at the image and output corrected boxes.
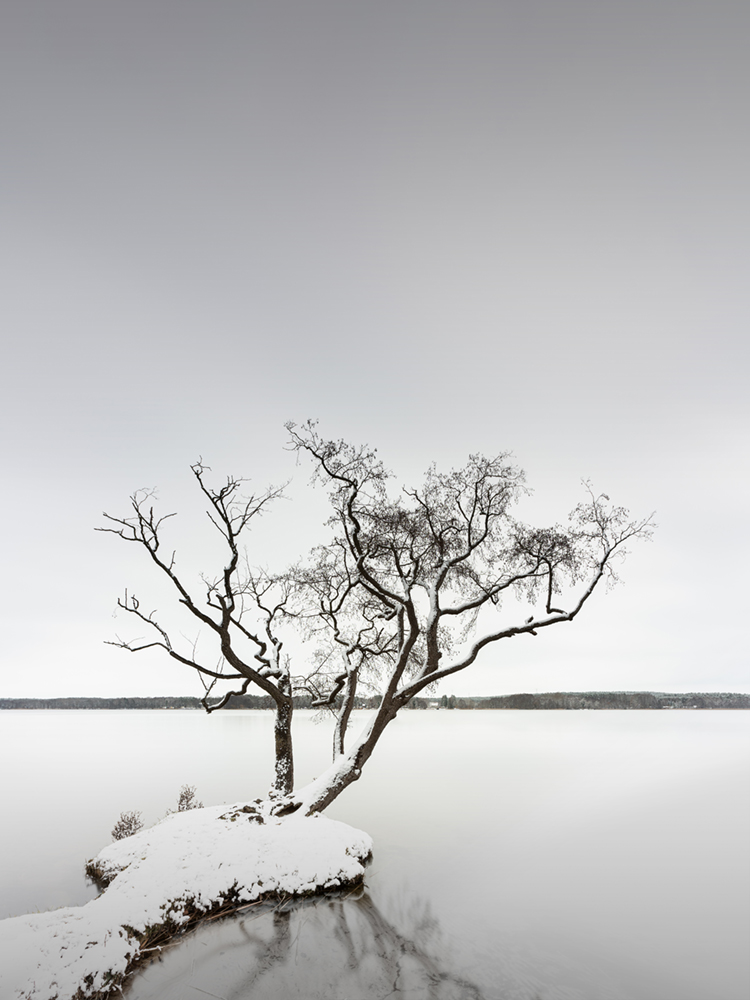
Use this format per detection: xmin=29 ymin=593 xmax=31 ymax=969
xmin=1 ymin=709 xmax=748 ymax=1000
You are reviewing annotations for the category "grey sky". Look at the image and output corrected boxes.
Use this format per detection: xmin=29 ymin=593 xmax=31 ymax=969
xmin=1 ymin=2 xmax=747 ymax=697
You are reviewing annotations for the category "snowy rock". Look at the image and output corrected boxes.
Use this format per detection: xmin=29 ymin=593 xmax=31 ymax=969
xmin=0 ymin=804 xmax=372 ymax=1000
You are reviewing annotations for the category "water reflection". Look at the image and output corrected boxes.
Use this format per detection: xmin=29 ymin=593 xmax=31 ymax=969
xmin=130 ymin=886 xmax=487 ymax=1000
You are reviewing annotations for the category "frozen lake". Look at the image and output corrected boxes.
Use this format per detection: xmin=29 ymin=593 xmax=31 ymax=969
xmin=1 ymin=709 xmax=748 ymax=999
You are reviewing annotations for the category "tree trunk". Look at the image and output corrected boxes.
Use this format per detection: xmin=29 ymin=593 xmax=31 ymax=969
xmin=291 ymin=698 xmax=400 ymax=815
xmin=333 ymin=667 xmax=358 ymax=758
xmin=273 ymin=688 xmax=294 ymax=796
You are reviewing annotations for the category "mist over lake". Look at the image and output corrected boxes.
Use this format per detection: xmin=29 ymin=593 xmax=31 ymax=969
xmin=2 ymin=709 xmax=748 ymax=1000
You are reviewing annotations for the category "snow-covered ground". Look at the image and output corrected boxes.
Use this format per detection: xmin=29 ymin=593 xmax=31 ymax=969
xmin=0 ymin=804 xmax=372 ymax=1000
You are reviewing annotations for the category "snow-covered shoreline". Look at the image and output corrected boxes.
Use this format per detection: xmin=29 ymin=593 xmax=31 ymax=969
xmin=0 ymin=804 xmax=373 ymax=1000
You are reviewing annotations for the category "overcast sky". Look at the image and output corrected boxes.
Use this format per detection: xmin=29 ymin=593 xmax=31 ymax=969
xmin=1 ymin=2 xmax=747 ymax=699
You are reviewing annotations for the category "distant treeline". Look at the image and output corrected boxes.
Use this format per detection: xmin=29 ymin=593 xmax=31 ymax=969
xmin=1 ymin=691 xmax=749 ymax=710
xmin=0 ymin=694 xmax=385 ymax=711
xmin=462 ymin=691 xmax=750 ymax=710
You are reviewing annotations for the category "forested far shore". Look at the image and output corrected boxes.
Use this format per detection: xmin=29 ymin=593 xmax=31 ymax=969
xmin=1 ymin=692 xmax=749 ymax=710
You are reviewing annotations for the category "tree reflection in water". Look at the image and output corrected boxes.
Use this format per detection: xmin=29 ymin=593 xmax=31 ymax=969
xmin=130 ymin=886 xmax=488 ymax=1000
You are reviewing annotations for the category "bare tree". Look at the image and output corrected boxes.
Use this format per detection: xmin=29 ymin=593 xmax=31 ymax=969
xmin=99 ymin=430 xmax=653 ymax=815
xmin=97 ymin=463 xmax=296 ymax=795
xmin=280 ymin=421 xmax=654 ymax=814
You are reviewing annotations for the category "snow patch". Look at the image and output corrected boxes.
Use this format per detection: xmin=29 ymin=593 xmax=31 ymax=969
xmin=0 ymin=804 xmax=372 ymax=1000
